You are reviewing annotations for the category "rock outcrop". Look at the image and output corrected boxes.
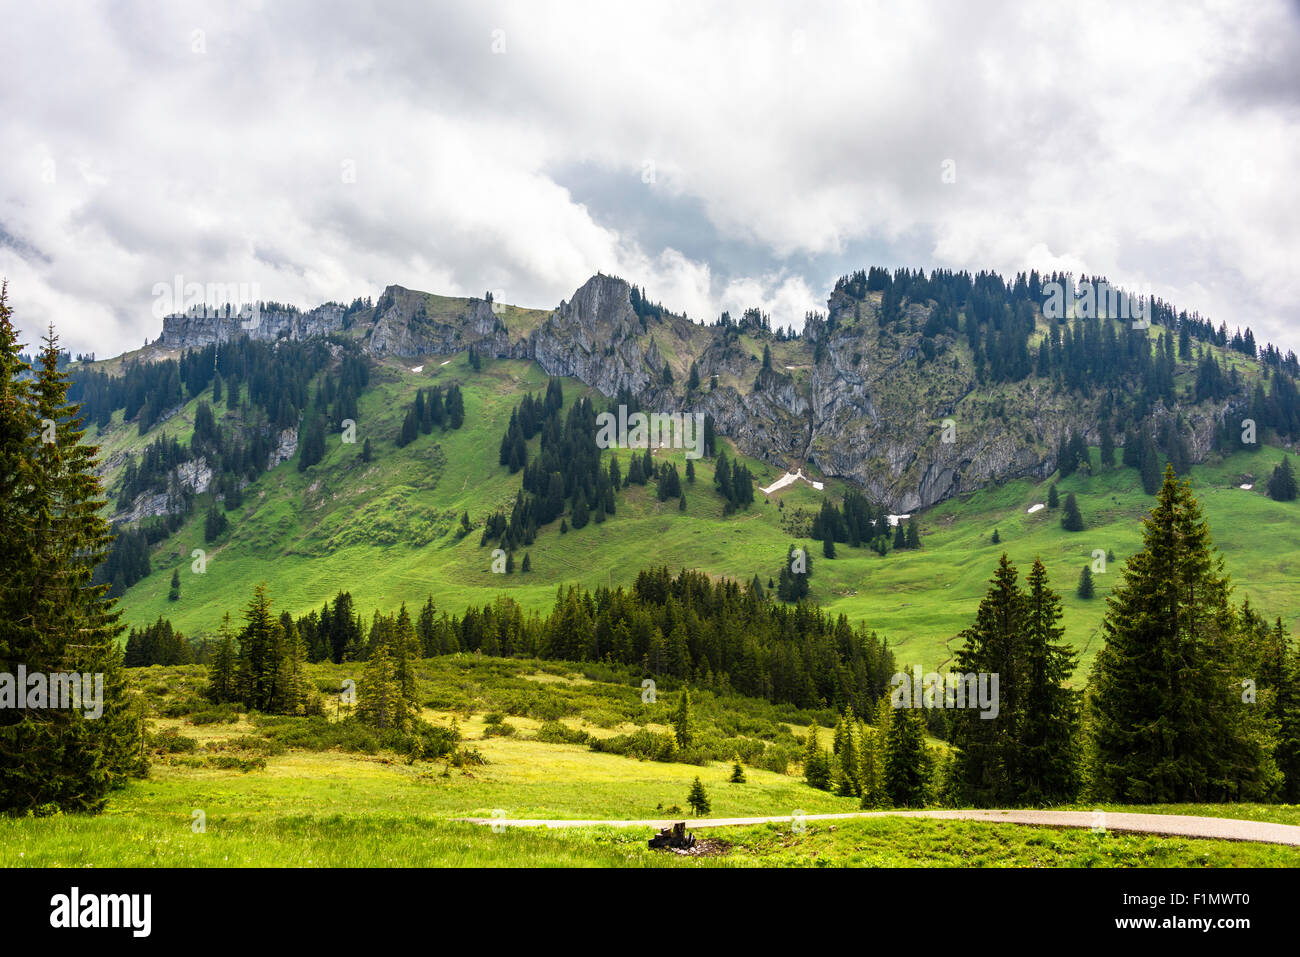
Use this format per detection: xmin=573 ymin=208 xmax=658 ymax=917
xmin=142 ymin=272 xmax=1242 ymax=513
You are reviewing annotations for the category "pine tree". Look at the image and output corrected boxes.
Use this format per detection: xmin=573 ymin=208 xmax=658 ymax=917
xmin=1 ymin=317 xmax=145 ymax=812
xmin=206 ymin=613 xmax=238 ymax=703
xmin=521 ymin=551 xmax=531 ymax=573
xmin=730 ymin=759 xmax=746 ymax=783
xmin=859 ymin=700 xmax=889 ymax=807
xmin=671 ymin=688 xmax=694 ymax=750
xmin=802 ymin=719 xmax=831 ymax=790
xmin=357 ymin=642 xmax=408 ymax=729
xmin=1061 ymin=492 xmax=1084 ymax=531
xmin=991 ymin=528 xmax=1000 ymax=544
xmin=823 ymin=533 xmax=836 ymax=559
xmin=1018 ymin=559 xmax=1081 ymax=804
xmin=1277 ymin=620 xmax=1300 ymax=801
xmin=1077 ymin=565 xmax=1094 ymax=599
xmin=168 ymin=568 xmax=181 ymax=601
xmin=950 ymin=554 xmax=1025 ymax=805
xmin=236 ymin=583 xmax=283 ymax=712
xmin=687 ymin=776 xmax=711 ymax=815
xmin=884 ymin=705 xmax=928 ymax=807
xmin=1048 ymin=483 xmax=1060 ymax=509
xmin=833 ymin=706 xmax=861 ymax=796
xmin=1089 ymin=466 xmax=1279 ymax=802
xmin=1267 ymin=456 xmax=1298 ymax=502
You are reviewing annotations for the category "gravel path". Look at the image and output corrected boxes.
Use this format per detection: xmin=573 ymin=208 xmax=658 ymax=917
xmin=459 ymin=808 xmax=1300 ymax=846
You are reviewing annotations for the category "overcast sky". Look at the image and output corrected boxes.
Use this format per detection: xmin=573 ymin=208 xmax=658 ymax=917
xmin=2 ymin=0 xmax=1298 ymax=358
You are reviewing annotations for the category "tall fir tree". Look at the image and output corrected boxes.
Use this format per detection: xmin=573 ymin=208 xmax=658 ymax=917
xmin=1 ymin=317 xmax=145 ymax=812
xmin=1089 ymin=466 xmax=1279 ymax=802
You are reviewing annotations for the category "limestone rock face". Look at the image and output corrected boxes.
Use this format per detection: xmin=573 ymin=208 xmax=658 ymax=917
xmin=140 ymin=272 xmax=1240 ymax=513
xmin=365 ymin=286 xmax=523 ymax=359
xmin=161 ymin=303 xmax=345 ymax=349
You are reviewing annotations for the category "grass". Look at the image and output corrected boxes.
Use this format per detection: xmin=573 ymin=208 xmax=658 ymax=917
xmin=111 ymin=349 xmax=1300 ymax=679
xmin=3 ymin=657 xmax=1294 ymax=867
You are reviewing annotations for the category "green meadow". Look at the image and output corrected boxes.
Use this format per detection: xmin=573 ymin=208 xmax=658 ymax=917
xmin=104 ymin=351 xmax=1300 ymax=677
xmin=3 ymin=658 xmax=1293 ymax=868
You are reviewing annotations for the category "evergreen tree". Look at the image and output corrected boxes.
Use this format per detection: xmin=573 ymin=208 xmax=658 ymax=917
xmin=1267 ymin=456 xmax=1298 ymax=502
xmin=802 ymin=719 xmax=831 ymax=790
xmin=1077 ymin=565 xmax=1095 ymax=599
xmin=1061 ymin=492 xmax=1084 ymax=531
xmin=1277 ymin=620 xmax=1300 ymax=801
xmin=1 ymin=316 xmax=145 ymax=812
xmin=357 ymin=642 xmax=408 ymax=729
xmin=730 ymin=758 xmax=746 ymax=783
xmin=859 ymin=699 xmax=889 ymax=807
xmin=671 ymin=688 xmax=694 ymax=750
xmin=884 ymin=705 xmax=928 ymax=807
xmin=991 ymin=528 xmax=1000 ymax=544
xmin=1018 ymin=559 xmax=1081 ymax=804
xmin=687 ymin=776 xmax=711 ymax=815
xmin=1048 ymin=483 xmax=1060 ymax=509
xmin=950 ymin=554 xmax=1025 ymax=805
xmin=168 ymin=568 xmax=181 ymax=601
xmin=206 ymin=613 xmax=238 ymax=703
xmin=823 ymin=533 xmax=836 ymax=559
xmin=1089 ymin=466 xmax=1279 ymax=802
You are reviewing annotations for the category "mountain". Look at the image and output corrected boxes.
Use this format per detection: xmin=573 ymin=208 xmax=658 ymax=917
xmin=66 ymin=267 xmax=1300 ymax=667
xmin=145 ymin=270 xmax=1294 ymax=513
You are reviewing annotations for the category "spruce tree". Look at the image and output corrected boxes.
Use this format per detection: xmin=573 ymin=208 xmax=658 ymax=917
xmin=730 ymin=758 xmax=746 ymax=783
xmin=357 ymin=642 xmax=408 ymax=729
xmin=950 ymin=554 xmax=1025 ymax=805
xmin=1061 ymin=492 xmax=1084 ymax=531
xmin=1077 ymin=565 xmax=1094 ymax=598
xmin=671 ymin=688 xmax=693 ymax=750
xmin=206 ymin=613 xmax=238 ymax=703
xmin=802 ymin=719 xmax=831 ymax=790
xmin=1 ymin=318 xmax=145 ymax=812
xmin=1089 ymin=466 xmax=1278 ymax=802
xmin=1267 ymin=456 xmax=1298 ymax=502
xmin=1277 ymin=621 xmax=1300 ymax=801
xmin=884 ymin=705 xmax=928 ymax=807
xmin=859 ymin=700 xmax=889 ymax=807
xmin=687 ymin=776 xmax=711 ymax=815
xmin=1017 ymin=559 xmax=1081 ymax=804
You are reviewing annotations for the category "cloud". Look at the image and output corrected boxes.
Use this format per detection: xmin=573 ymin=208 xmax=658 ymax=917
xmin=0 ymin=0 xmax=1297 ymax=356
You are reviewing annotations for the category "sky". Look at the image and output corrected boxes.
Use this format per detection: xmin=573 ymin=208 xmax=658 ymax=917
xmin=1 ymin=0 xmax=1298 ymax=358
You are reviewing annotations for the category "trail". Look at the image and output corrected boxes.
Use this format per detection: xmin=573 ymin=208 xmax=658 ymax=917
xmin=458 ymin=809 xmax=1300 ymax=846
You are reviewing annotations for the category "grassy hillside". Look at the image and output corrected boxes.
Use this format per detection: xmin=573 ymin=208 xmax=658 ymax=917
xmin=105 ymin=346 xmax=1300 ymax=675
xmin=3 ymin=658 xmax=1292 ymax=867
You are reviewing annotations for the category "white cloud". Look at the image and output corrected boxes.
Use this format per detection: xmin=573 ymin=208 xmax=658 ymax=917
xmin=0 ymin=0 xmax=1297 ymax=355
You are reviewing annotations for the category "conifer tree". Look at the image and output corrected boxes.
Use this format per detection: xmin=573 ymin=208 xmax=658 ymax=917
xmin=1077 ymin=565 xmax=1094 ymax=598
xmin=1267 ymin=456 xmax=1298 ymax=502
xmin=730 ymin=758 xmax=746 ymax=783
xmin=950 ymin=554 xmax=1025 ymax=805
xmin=1 ymin=317 xmax=145 ymax=812
xmin=1089 ymin=466 xmax=1278 ymax=801
xmin=671 ymin=688 xmax=694 ymax=750
xmin=687 ymin=776 xmax=711 ymax=815
xmin=859 ymin=700 xmax=889 ymax=807
xmin=1017 ymin=559 xmax=1081 ymax=804
xmin=357 ymin=641 xmax=408 ymax=729
xmin=802 ymin=719 xmax=831 ymax=790
xmin=884 ymin=704 xmax=928 ymax=807
xmin=1061 ymin=492 xmax=1084 ymax=531
xmin=1277 ymin=621 xmax=1300 ymax=801
xmin=206 ymin=613 xmax=238 ymax=703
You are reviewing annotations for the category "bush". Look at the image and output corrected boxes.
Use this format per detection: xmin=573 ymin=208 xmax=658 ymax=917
xmin=188 ymin=702 xmax=242 ymax=725
xmin=148 ymin=728 xmax=199 ymax=753
xmin=535 ymin=721 xmax=591 ymax=745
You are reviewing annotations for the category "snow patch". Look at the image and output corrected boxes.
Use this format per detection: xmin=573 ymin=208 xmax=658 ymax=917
xmin=1240 ymin=483 xmax=1253 ymax=490
xmin=440 ymin=359 xmax=452 ymax=366
xmin=410 ymin=365 xmax=424 ymax=373
xmin=759 ymin=469 xmax=824 ymax=495
xmin=887 ymin=514 xmax=911 ymax=527
xmin=1027 ymin=503 xmax=1045 ymax=514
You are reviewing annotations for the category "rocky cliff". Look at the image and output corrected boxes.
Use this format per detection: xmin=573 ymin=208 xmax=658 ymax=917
xmin=146 ymin=272 xmax=1241 ymax=512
